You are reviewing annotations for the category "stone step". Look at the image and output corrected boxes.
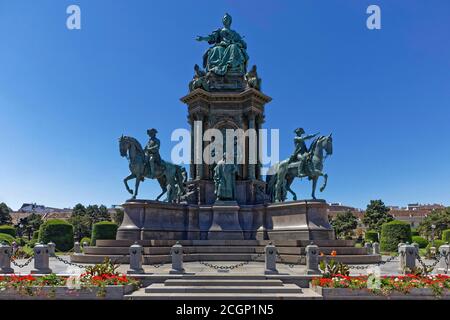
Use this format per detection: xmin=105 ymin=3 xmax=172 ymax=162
xmin=71 ymin=252 xmax=381 ymax=265
xmin=144 ymin=283 xmax=302 ymax=294
xmin=84 ymin=246 xmax=367 ymax=256
xmin=126 ymin=288 xmax=323 ymax=300
xmin=96 ymin=239 xmax=355 ymax=248
xmin=163 ymin=279 xmax=284 ymax=287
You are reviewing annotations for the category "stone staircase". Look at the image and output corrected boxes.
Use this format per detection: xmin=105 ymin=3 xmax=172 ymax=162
xmin=71 ymin=239 xmax=381 ymax=265
xmin=125 ymin=275 xmax=322 ymax=300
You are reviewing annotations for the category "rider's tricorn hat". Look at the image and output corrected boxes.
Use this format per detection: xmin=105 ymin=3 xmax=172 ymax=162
xmin=147 ymin=128 xmax=158 ymax=135
xmin=294 ymin=128 xmax=305 ymax=135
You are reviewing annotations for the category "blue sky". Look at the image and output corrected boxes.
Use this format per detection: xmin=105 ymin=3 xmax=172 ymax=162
xmin=1 ymin=0 xmax=449 ymax=210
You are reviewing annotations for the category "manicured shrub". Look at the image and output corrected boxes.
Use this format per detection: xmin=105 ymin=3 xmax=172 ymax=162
xmin=442 ymin=229 xmax=450 ymax=243
xmin=411 ymin=229 xmax=419 ymax=237
xmin=364 ymin=230 xmax=379 ymax=243
xmin=0 ymin=233 xmax=15 ymax=245
xmin=38 ymin=219 xmax=74 ymax=252
xmin=412 ymin=236 xmax=428 ymax=248
xmin=32 ymin=230 xmax=40 ymax=240
xmin=91 ymin=221 xmax=118 ymax=246
xmin=0 ymin=225 xmax=16 ymax=237
xmin=380 ymin=220 xmax=412 ymax=252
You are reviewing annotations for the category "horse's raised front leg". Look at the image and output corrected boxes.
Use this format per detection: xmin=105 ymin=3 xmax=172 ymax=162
xmin=319 ymin=173 xmax=328 ymax=192
xmin=124 ymin=174 xmax=135 ymax=195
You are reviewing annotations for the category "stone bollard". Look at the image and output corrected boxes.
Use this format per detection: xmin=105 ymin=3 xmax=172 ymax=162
xmin=364 ymin=242 xmax=373 ymax=255
xmin=170 ymin=242 xmax=185 ymax=274
xmin=373 ymin=242 xmax=380 ymax=255
xmin=264 ymin=243 xmax=278 ymax=274
xmin=127 ymin=242 xmax=144 ymax=274
xmin=74 ymin=242 xmax=81 ymax=254
xmin=399 ymin=244 xmax=416 ymax=274
xmin=31 ymin=243 xmax=52 ymax=274
xmin=305 ymin=244 xmax=321 ymax=275
xmin=438 ymin=244 xmax=450 ymax=274
xmin=398 ymin=243 xmax=405 ymax=253
xmin=0 ymin=243 xmax=14 ymax=274
xmin=48 ymin=242 xmax=56 ymax=256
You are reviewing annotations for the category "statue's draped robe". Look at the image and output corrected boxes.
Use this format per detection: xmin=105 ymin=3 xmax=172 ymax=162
xmin=214 ymin=160 xmax=237 ymax=200
xmin=203 ymin=28 xmax=249 ymax=76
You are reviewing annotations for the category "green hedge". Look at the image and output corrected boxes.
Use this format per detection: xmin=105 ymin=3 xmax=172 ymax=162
xmin=0 ymin=233 xmax=15 ymax=245
xmin=412 ymin=236 xmax=428 ymax=248
xmin=380 ymin=220 xmax=412 ymax=252
xmin=38 ymin=219 xmax=74 ymax=252
xmin=364 ymin=230 xmax=379 ymax=243
xmin=91 ymin=221 xmax=118 ymax=246
xmin=32 ymin=230 xmax=40 ymax=240
xmin=0 ymin=225 xmax=16 ymax=237
xmin=442 ymin=229 xmax=450 ymax=242
xmin=411 ymin=229 xmax=419 ymax=237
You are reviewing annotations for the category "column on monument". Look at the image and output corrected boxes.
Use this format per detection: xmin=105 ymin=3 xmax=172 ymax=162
xmin=189 ymin=117 xmax=196 ymax=180
xmin=247 ymin=112 xmax=256 ymax=180
xmin=255 ymin=114 xmax=264 ymax=180
xmin=195 ymin=113 xmax=205 ymax=180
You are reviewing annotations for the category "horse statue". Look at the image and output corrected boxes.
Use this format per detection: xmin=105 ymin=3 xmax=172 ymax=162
xmin=119 ymin=135 xmax=185 ymax=202
xmin=266 ymin=134 xmax=333 ymax=202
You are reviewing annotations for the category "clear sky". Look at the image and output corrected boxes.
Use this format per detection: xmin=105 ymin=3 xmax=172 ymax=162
xmin=1 ymin=0 xmax=449 ymax=211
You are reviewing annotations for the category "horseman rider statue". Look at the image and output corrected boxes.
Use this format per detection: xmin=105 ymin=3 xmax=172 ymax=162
xmin=144 ymin=128 xmax=164 ymax=179
xmin=289 ymin=128 xmax=319 ymax=176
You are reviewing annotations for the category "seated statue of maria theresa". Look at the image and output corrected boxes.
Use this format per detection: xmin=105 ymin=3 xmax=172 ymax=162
xmin=196 ymin=13 xmax=249 ymax=76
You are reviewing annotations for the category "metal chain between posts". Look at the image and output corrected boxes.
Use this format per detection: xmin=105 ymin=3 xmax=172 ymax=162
xmin=10 ymin=255 xmax=34 ymax=268
xmin=276 ymin=253 xmax=304 ymax=268
xmin=415 ymin=252 xmax=441 ymax=271
xmin=199 ymin=252 xmax=264 ymax=271
xmin=51 ymin=252 xmax=86 ymax=269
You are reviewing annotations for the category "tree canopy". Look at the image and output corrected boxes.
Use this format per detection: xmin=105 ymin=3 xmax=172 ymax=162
xmin=0 ymin=203 xmax=12 ymax=225
xmin=331 ymin=210 xmax=358 ymax=239
xmin=417 ymin=207 xmax=450 ymax=239
xmin=362 ymin=200 xmax=393 ymax=232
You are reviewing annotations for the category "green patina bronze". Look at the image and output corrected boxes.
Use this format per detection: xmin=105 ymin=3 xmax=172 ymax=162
xmin=213 ymin=153 xmax=238 ymax=201
xmin=119 ymin=131 xmax=185 ymax=202
xmin=196 ymin=13 xmax=249 ymax=76
xmin=267 ymin=131 xmax=333 ymax=202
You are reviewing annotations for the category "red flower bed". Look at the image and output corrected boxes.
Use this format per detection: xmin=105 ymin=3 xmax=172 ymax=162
xmin=311 ymin=274 xmax=450 ymax=296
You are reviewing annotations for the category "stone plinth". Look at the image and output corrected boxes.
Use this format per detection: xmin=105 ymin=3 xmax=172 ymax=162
xmin=117 ymin=199 xmax=334 ymax=241
xmin=208 ymin=201 xmax=244 ymax=240
xmin=265 ymin=200 xmax=334 ymax=241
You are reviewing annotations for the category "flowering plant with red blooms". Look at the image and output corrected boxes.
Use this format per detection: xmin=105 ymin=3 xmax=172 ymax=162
xmin=0 ymin=259 xmax=139 ymax=298
xmin=311 ymin=274 xmax=450 ymax=297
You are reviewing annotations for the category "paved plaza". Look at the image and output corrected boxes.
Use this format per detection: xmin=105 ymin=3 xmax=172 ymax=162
xmin=10 ymin=255 xmax=440 ymax=276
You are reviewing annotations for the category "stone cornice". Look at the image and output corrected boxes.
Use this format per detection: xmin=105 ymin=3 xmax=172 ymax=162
xmin=180 ymin=88 xmax=272 ymax=106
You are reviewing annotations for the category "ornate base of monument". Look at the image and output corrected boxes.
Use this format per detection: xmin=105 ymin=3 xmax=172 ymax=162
xmin=208 ymin=201 xmax=244 ymax=240
xmin=116 ymin=199 xmax=334 ymax=241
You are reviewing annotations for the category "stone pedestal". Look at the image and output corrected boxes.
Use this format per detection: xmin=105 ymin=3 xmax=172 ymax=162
xmin=116 ymin=199 xmax=334 ymax=241
xmin=265 ymin=200 xmax=334 ymax=241
xmin=208 ymin=201 xmax=244 ymax=240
